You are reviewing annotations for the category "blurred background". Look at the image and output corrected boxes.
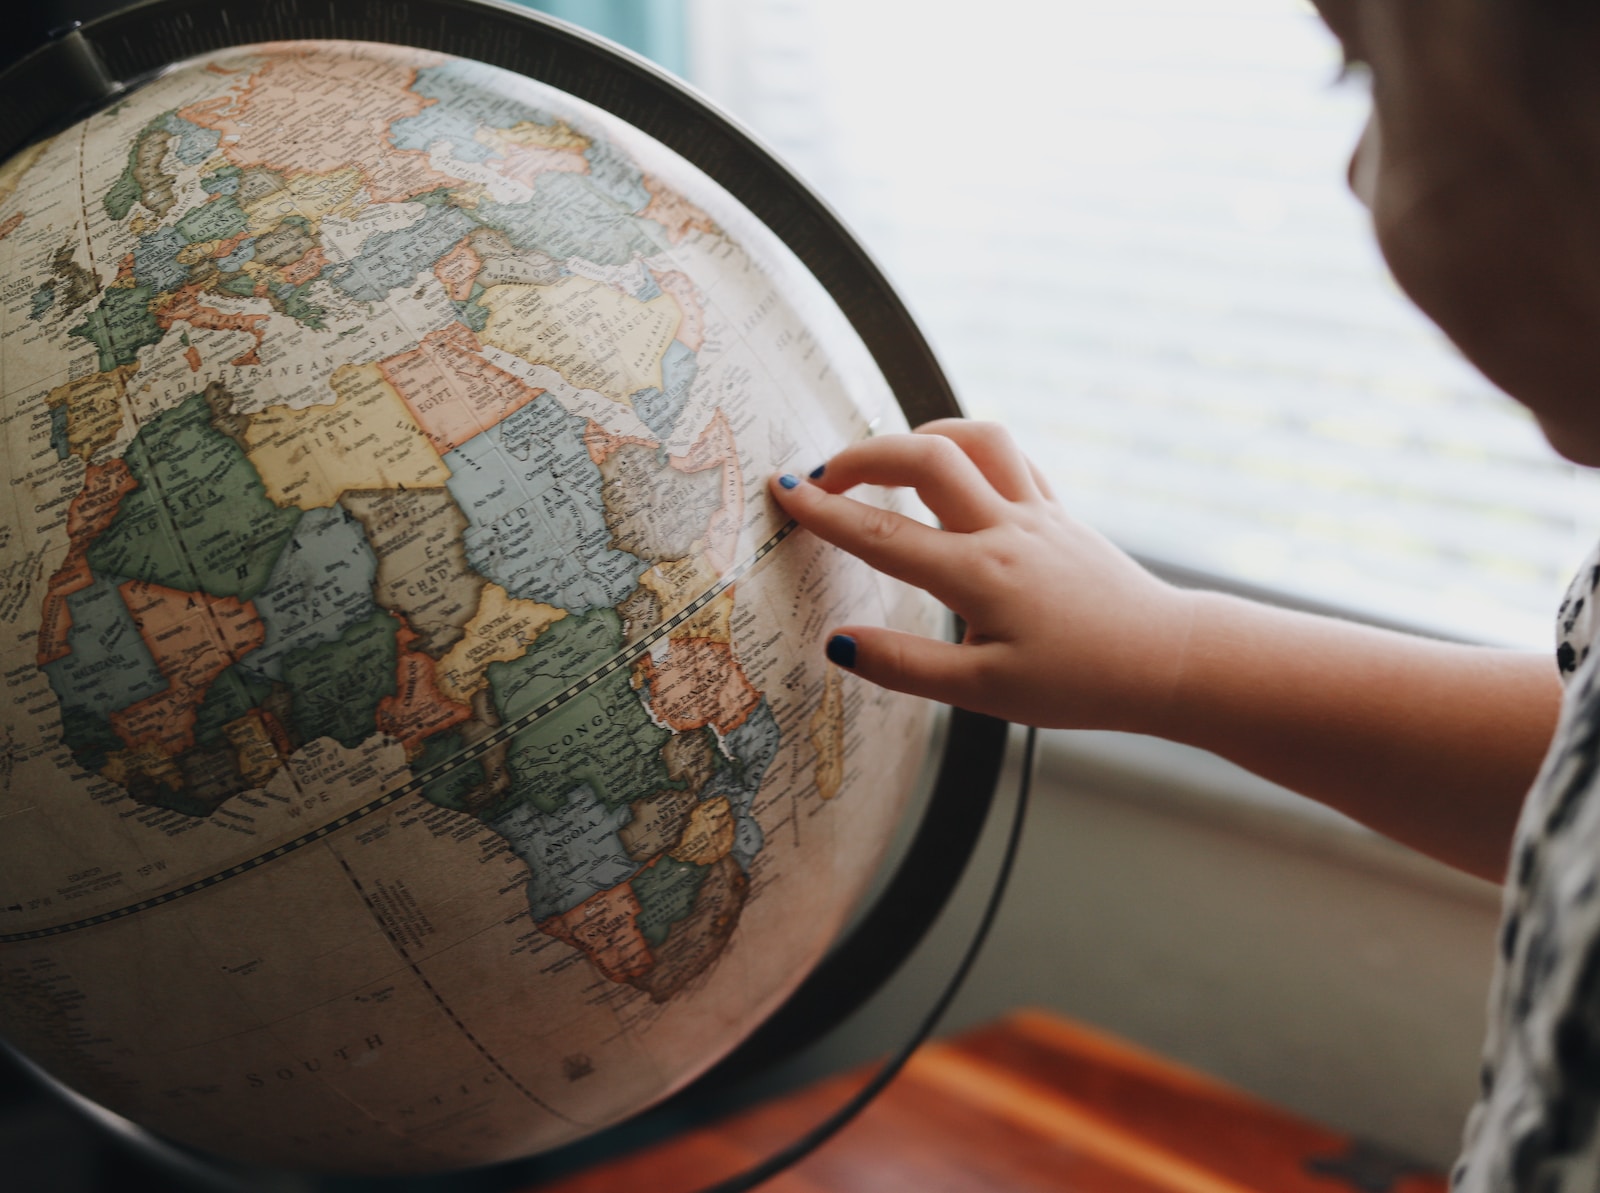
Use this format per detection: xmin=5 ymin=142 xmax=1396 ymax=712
xmin=3 ymin=0 xmax=1553 ymax=1184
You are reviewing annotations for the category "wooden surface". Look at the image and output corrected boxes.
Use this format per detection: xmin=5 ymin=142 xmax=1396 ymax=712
xmin=535 ymin=1009 xmax=1448 ymax=1193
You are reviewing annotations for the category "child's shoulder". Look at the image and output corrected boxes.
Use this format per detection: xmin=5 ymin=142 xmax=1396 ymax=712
xmin=1555 ymin=541 xmax=1600 ymax=679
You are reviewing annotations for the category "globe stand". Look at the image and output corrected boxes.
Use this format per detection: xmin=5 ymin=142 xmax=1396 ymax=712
xmin=126 ymin=714 xmax=1029 ymax=1193
xmin=0 ymin=3 xmax=1022 ymax=1188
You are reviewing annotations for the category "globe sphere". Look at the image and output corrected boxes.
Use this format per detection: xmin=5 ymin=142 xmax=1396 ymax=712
xmin=0 ymin=37 xmax=939 ymax=1174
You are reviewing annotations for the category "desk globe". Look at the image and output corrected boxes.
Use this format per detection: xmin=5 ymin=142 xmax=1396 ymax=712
xmin=0 ymin=6 xmax=1003 ymax=1180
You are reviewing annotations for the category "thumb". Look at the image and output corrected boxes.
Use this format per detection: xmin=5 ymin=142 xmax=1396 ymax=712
xmin=822 ymin=625 xmax=984 ymax=707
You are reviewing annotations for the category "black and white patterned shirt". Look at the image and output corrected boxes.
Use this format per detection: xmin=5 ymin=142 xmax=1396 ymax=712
xmin=1457 ymin=546 xmax=1600 ymax=1191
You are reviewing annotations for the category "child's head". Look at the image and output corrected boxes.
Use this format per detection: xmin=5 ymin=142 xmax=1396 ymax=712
xmin=1311 ymin=0 xmax=1600 ymax=464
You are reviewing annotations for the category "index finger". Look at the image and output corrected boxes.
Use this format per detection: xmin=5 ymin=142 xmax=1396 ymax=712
xmin=769 ymin=473 xmax=978 ymax=605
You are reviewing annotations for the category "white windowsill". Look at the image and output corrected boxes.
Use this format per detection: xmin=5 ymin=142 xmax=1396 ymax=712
xmin=1035 ymin=726 xmax=1505 ymax=909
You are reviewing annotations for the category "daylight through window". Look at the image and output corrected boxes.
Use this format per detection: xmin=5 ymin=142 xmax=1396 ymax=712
xmin=687 ymin=0 xmax=1600 ymax=649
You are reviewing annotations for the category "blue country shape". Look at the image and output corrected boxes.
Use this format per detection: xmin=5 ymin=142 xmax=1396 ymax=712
xmin=634 ymin=271 xmax=663 ymax=303
xmin=331 ymin=205 xmax=477 ymax=302
xmin=486 ymin=781 xmax=639 ymax=920
xmin=241 ymin=505 xmax=380 ymax=682
xmin=215 ymin=240 xmax=255 ymax=271
xmin=583 ymin=135 xmax=651 ymax=212
xmin=29 ymin=282 xmax=55 ymax=322
xmin=475 ymin=172 xmax=668 ymax=268
xmin=391 ymin=59 xmax=561 ymax=164
xmin=131 ymin=225 xmax=190 ymax=293
xmin=200 ymin=166 xmax=241 ymax=196
xmin=41 ymin=573 xmax=168 ymax=721
xmin=49 ymin=404 xmax=70 ymax=460
xmin=162 ymin=113 xmax=222 ymax=165
xmin=629 ymin=339 xmax=699 ymax=439
xmin=709 ymin=700 xmax=780 ymax=869
xmin=444 ymin=397 xmax=642 ymax=612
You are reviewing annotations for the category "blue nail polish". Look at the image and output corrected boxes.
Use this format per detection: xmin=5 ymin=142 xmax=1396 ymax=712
xmin=778 ymin=474 xmax=800 ymax=489
xmin=826 ymin=634 xmax=857 ymax=668
xmin=809 ymin=464 xmax=827 ymax=479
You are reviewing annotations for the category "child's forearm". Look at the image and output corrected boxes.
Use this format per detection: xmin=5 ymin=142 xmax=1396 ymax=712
xmin=1153 ymin=591 xmax=1560 ymax=882
xmin=771 ymin=422 xmax=1561 ymax=882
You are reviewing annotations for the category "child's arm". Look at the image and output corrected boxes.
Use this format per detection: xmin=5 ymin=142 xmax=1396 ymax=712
xmin=769 ymin=419 xmax=1560 ymax=882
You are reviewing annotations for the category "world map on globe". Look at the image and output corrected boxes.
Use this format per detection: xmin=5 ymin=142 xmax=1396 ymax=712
xmin=0 ymin=38 xmax=939 ymax=1173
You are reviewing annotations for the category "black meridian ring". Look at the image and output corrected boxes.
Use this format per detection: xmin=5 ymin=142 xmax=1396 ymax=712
xmin=0 ymin=2 xmax=1014 ymax=1186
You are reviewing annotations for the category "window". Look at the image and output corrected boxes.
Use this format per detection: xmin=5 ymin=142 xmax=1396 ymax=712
xmin=512 ymin=0 xmax=689 ymax=77
xmin=687 ymin=0 xmax=1600 ymax=649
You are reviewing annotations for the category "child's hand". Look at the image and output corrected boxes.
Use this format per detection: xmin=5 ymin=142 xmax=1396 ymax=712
xmin=768 ymin=420 xmax=1196 ymax=731
xmin=770 ymin=420 xmax=1560 ymax=877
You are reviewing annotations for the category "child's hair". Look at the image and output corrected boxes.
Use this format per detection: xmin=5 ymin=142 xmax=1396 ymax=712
xmin=1524 ymin=0 xmax=1600 ymax=24
xmin=1468 ymin=0 xmax=1600 ymax=197
xmin=1499 ymin=0 xmax=1600 ymax=91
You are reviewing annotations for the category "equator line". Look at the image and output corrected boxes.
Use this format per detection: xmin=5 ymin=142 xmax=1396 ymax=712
xmin=1 ymin=521 xmax=798 ymax=946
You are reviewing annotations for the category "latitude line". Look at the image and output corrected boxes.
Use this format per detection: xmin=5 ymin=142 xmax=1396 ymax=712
xmin=0 ymin=521 xmax=798 ymax=946
xmin=329 ymin=849 xmax=581 ymax=1127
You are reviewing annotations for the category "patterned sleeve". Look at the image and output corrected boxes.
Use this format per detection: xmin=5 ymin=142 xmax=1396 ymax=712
xmin=1454 ymin=540 xmax=1600 ymax=1191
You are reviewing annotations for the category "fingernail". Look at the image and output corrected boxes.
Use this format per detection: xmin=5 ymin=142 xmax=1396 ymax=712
xmin=808 ymin=464 xmax=827 ymax=479
xmin=825 ymin=634 xmax=857 ymax=668
xmin=778 ymin=474 xmax=800 ymax=490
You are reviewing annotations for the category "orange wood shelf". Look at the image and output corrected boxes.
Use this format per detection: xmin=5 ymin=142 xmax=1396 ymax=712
xmin=532 ymin=1009 xmax=1448 ymax=1193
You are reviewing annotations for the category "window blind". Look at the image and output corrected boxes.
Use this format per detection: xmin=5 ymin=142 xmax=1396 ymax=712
xmin=687 ymin=0 xmax=1600 ymax=649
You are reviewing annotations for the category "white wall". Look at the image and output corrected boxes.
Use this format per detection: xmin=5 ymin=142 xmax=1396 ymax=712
xmin=797 ymin=730 xmax=1502 ymax=1170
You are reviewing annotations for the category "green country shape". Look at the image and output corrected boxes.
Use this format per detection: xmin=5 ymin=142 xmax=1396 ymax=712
xmin=69 ymin=285 xmax=162 ymax=372
xmin=192 ymin=665 xmax=274 ymax=751
xmin=632 ymin=855 xmax=709 ymax=947
xmin=413 ymin=729 xmax=486 ymax=811
xmin=57 ymin=704 xmax=123 ymax=776
xmin=104 ymin=171 xmax=142 ymax=222
xmin=280 ymin=608 xmax=399 ymax=750
xmin=488 ymin=609 xmax=671 ymax=816
xmin=84 ymin=392 xmax=302 ymax=600
xmin=175 ymin=194 xmax=248 ymax=244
